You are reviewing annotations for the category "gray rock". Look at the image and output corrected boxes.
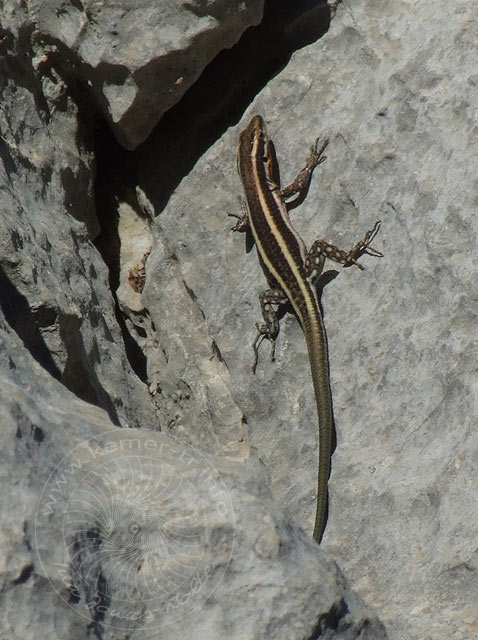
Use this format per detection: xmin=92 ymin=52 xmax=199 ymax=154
xmin=4 ymin=0 xmax=477 ymax=638
xmin=0 ymin=324 xmax=385 ymax=639
xmin=0 ymin=4 xmax=386 ymax=638
xmin=30 ymin=0 xmax=264 ymax=148
xmin=0 ymin=11 xmax=157 ymax=432
xmin=151 ymin=2 xmax=478 ymax=639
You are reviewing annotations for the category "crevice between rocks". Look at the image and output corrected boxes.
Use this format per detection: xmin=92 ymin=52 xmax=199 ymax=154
xmin=0 ymin=265 xmax=63 ymax=382
xmin=92 ymin=0 xmax=334 ymax=390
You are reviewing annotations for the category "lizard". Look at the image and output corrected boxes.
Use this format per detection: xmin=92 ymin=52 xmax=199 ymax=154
xmin=230 ymin=114 xmax=382 ymax=543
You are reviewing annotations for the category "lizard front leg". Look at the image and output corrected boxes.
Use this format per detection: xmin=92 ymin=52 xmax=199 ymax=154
xmin=305 ymin=221 xmax=383 ymax=285
xmin=280 ymin=137 xmax=329 ymax=200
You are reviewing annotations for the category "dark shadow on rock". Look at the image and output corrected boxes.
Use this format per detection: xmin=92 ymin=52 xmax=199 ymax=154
xmin=59 ymin=313 xmax=121 ymax=425
xmin=0 ymin=266 xmax=120 ymax=424
xmin=0 ymin=265 xmax=62 ymax=381
xmin=133 ymin=0 xmax=332 ymax=212
xmin=94 ymin=0 xmax=333 ymax=216
xmin=92 ymin=0 xmax=333 ymax=390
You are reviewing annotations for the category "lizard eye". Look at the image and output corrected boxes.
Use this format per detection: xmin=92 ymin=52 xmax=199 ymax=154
xmin=262 ymin=155 xmax=268 ymax=164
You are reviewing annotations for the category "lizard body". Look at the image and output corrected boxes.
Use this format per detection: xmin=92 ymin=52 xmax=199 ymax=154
xmin=233 ymin=115 xmax=382 ymax=542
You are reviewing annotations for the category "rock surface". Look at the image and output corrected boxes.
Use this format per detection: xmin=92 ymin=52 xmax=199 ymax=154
xmin=32 ymin=0 xmax=264 ymax=148
xmin=0 ymin=4 xmax=156 ymax=432
xmin=2 ymin=0 xmax=477 ymax=639
xmin=151 ymin=2 xmax=478 ymax=640
xmin=0 ymin=321 xmax=385 ymax=639
xmin=0 ymin=1 xmax=386 ymax=639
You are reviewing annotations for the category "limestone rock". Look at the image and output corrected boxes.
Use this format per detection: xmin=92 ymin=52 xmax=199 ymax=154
xmin=152 ymin=2 xmax=478 ymax=639
xmin=3 ymin=0 xmax=477 ymax=638
xmin=30 ymin=0 xmax=264 ymax=148
xmin=0 ymin=324 xmax=385 ymax=639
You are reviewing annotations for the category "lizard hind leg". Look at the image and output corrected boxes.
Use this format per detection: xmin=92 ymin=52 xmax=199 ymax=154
xmin=251 ymin=288 xmax=288 ymax=374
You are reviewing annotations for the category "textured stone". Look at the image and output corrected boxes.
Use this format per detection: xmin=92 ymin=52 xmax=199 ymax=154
xmin=0 ymin=1 xmax=387 ymax=638
xmin=0 ymin=10 xmax=157 ymax=431
xmin=3 ymin=0 xmax=477 ymax=638
xmin=153 ymin=2 xmax=478 ymax=639
xmin=17 ymin=0 xmax=264 ymax=148
xmin=0 ymin=323 xmax=385 ymax=639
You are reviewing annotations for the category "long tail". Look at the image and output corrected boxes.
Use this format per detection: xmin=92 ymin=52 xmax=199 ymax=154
xmin=302 ymin=311 xmax=334 ymax=544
